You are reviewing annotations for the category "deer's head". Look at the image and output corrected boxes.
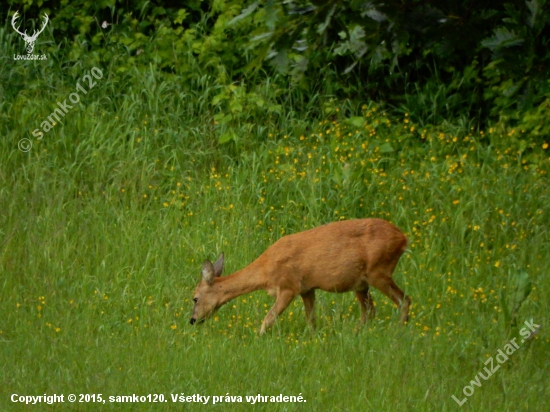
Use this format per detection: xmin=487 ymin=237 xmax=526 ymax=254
xmin=190 ymin=253 xmax=225 ymax=325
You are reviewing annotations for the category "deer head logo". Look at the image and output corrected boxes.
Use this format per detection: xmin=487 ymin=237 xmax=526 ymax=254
xmin=11 ymin=11 xmax=49 ymax=54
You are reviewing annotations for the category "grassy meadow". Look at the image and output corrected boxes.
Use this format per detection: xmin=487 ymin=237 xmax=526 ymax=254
xmin=1 ymin=24 xmax=550 ymax=412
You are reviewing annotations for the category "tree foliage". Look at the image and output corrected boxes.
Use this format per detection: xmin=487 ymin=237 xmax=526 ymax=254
xmin=3 ymin=0 xmax=550 ymax=137
xmin=235 ymin=0 xmax=550 ymax=126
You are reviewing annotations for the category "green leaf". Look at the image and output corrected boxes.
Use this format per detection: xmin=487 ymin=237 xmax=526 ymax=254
xmin=174 ymin=9 xmax=189 ymax=25
xmin=229 ymin=101 xmax=243 ymax=113
xmin=212 ymin=93 xmax=227 ymax=106
xmin=503 ymin=271 xmax=532 ymax=329
xmin=250 ymin=32 xmax=273 ymax=44
xmin=268 ymin=104 xmax=282 ymax=113
xmin=219 ymin=131 xmax=237 ymax=144
xmin=269 ymin=50 xmax=290 ymax=73
xmin=228 ymin=2 xmax=259 ymax=26
xmin=265 ymin=0 xmax=279 ymax=30
xmin=481 ymin=28 xmax=524 ymax=51
xmin=499 ymin=289 xmax=511 ymax=327
xmin=379 ymin=143 xmax=394 ymax=153
xmin=346 ymin=117 xmax=365 ymax=128
xmin=526 ymin=0 xmax=542 ymax=28
xmin=214 ymin=113 xmax=232 ymax=123
xmin=364 ymin=8 xmax=386 ymax=22
xmin=316 ymin=4 xmax=337 ymax=35
xmin=511 ymin=271 xmax=532 ymax=314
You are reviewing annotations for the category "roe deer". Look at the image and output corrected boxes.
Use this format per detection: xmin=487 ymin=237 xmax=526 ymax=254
xmin=190 ymin=218 xmax=410 ymax=334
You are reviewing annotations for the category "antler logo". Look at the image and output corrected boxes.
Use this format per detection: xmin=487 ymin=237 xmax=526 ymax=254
xmin=12 ymin=11 xmax=49 ymax=54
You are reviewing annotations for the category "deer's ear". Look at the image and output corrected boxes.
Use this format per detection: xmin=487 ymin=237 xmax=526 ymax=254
xmin=213 ymin=252 xmax=224 ymax=277
xmin=202 ymin=260 xmax=216 ymax=285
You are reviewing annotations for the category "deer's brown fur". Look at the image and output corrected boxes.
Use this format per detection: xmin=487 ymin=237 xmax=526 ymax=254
xmin=190 ymin=218 xmax=410 ymax=334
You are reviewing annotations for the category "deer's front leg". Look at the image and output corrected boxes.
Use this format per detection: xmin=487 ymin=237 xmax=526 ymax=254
xmin=355 ymin=288 xmax=376 ymax=324
xmin=260 ymin=289 xmax=296 ymax=335
xmin=301 ymin=289 xmax=316 ymax=328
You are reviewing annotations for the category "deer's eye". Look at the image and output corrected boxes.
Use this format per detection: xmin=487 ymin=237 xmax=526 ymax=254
xmin=193 ymin=298 xmax=198 ymax=303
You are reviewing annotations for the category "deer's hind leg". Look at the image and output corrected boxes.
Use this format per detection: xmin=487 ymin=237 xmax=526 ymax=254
xmin=368 ymin=275 xmax=410 ymax=323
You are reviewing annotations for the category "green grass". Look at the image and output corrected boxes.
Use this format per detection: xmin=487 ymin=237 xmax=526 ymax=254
xmin=1 ymin=27 xmax=549 ymax=411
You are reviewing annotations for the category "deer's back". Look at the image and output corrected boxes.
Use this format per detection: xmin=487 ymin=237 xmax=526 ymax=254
xmin=257 ymin=219 xmax=407 ymax=293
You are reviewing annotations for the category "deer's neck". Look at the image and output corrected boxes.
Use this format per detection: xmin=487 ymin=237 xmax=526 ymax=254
xmin=213 ymin=261 xmax=265 ymax=306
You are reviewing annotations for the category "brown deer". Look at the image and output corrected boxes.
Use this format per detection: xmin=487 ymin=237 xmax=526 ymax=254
xmin=190 ymin=218 xmax=410 ymax=334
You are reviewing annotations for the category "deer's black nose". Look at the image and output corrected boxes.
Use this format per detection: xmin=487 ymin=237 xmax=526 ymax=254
xmin=190 ymin=318 xmax=196 ymax=325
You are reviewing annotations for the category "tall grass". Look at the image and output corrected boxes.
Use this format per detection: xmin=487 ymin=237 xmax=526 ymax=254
xmin=1 ymin=23 xmax=549 ymax=411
